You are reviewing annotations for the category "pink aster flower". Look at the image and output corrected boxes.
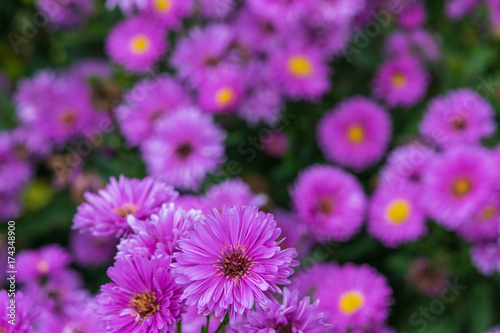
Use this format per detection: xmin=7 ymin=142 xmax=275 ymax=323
xmin=17 ymin=244 xmax=71 ymax=283
xmin=69 ymin=58 xmax=113 ymax=82
xmin=105 ymin=16 xmax=167 ymax=73
xmin=199 ymin=0 xmax=235 ymax=19
xmin=172 ymin=205 xmax=299 ymax=324
xmin=290 ymin=165 xmax=367 ymax=242
xmin=317 ymin=96 xmax=392 ymax=171
xmin=445 ymin=0 xmax=481 ymax=19
xmin=368 ymin=184 xmax=427 ymax=247
xmin=197 ymin=69 xmax=244 ymax=114
xmin=295 ymin=263 xmax=392 ymax=332
xmin=456 ymin=194 xmax=500 ymax=243
xmin=422 ymin=147 xmax=497 ymax=230
xmin=379 ymin=143 xmax=435 ymax=189
xmin=73 ymin=175 xmax=178 ymax=237
xmin=272 ymin=208 xmax=314 ymax=260
xmin=262 ymin=131 xmax=289 ymax=158
xmin=116 ymin=203 xmax=202 ymax=259
xmin=239 ymin=287 xmax=329 ymax=333
xmin=419 ymin=89 xmax=496 ymax=148
xmin=180 ymin=305 xmax=220 ymax=333
xmin=470 ymin=241 xmax=500 ymax=275
xmin=372 ymin=57 xmax=429 ymax=108
xmin=396 ymin=1 xmax=427 ymax=30
xmin=70 ymin=231 xmax=117 ymax=267
xmin=204 ymin=178 xmax=267 ymax=213
xmin=384 ymin=30 xmax=441 ymax=62
xmin=232 ymin=9 xmax=283 ymax=53
xmin=269 ymin=44 xmax=330 ymax=101
xmin=96 ymin=255 xmax=184 ymax=333
xmin=0 ymin=190 xmax=23 ymax=221
xmin=246 ymin=0 xmax=310 ymax=26
xmin=116 ymin=75 xmax=192 ymax=147
xmin=0 ymin=132 xmax=32 ymax=192
xmin=142 ymin=0 xmax=193 ymax=29
xmin=36 ymin=0 xmax=94 ymax=29
xmin=141 ymin=108 xmax=226 ymax=191
xmin=486 ymin=0 xmax=500 ymax=31
xmin=172 ymin=24 xmax=236 ymax=86
xmin=0 ymin=291 xmax=38 ymax=333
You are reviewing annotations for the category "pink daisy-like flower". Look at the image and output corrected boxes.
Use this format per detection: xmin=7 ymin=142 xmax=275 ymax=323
xmin=470 ymin=241 xmax=500 ymax=275
xmin=269 ymin=44 xmax=330 ymax=101
xmin=290 ymin=165 xmax=367 ymax=242
xmin=96 ymin=255 xmax=184 ymax=333
xmin=445 ymin=0 xmax=481 ymax=19
xmin=272 ymin=208 xmax=313 ymax=260
xmin=292 ymin=263 xmax=393 ymax=332
xmin=233 ymin=10 xmax=283 ymax=53
xmin=396 ymin=1 xmax=427 ymax=30
xmin=70 ymin=231 xmax=117 ymax=267
xmin=116 ymin=203 xmax=202 ymax=259
xmin=180 ymin=304 xmax=220 ymax=333
xmin=116 ymin=76 xmax=192 ymax=147
xmin=317 ymin=96 xmax=392 ymax=171
xmin=17 ymin=244 xmax=71 ymax=283
xmin=172 ymin=205 xmax=299 ymax=324
xmin=384 ymin=30 xmax=441 ymax=62
xmin=422 ymin=147 xmax=496 ymax=230
xmin=0 ymin=291 xmax=38 ymax=333
xmin=199 ymin=0 xmax=235 ymax=19
xmin=36 ymin=0 xmax=94 ymax=29
xmin=372 ymin=57 xmax=429 ymax=108
xmin=456 ymin=194 xmax=500 ymax=243
xmin=379 ymin=143 xmax=435 ymax=189
xmin=197 ymin=69 xmax=244 ymax=114
xmin=141 ymin=108 xmax=226 ymax=191
xmin=204 ymin=178 xmax=267 ymax=213
xmin=105 ymin=16 xmax=167 ymax=73
xmin=142 ymin=0 xmax=193 ymax=29
xmin=73 ymin=175 xmax=178 ymax=237
xmin=246 ymin=0 xmax=310 ymax=26
xmin=0 ymin=132 xmax=32 ymax=193
xmin=239 ymin=287 xmax=329 ymax=333
xmin=419 ymin=89 xmax=496 ymax=148
xmin=172 ymin=24 xmax=236 ymax=86
xmin=368 ymin=184 xmax=427 ymax=247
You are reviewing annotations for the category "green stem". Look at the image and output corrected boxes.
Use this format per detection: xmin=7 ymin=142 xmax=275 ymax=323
xmin=214 ymin=321 xmax=225 ymax=333
xmin=177 ymin=320 xmax=182 ymax=333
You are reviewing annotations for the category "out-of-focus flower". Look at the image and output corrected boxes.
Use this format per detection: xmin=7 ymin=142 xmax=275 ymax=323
xmin=70 ymin=172 xmax=105 ymax=205
xmin=262 ymin=131 xmax=289 ymax=158
xmin=73 ymin=175 xmax=178 ymax=237
xmin=470 ymin=241 xmax=500 ymax=275
xmin=291 ymin=165 xmax=366 ymax=242
xmin=420 ymin=89 xmax=496 ymax=148
xmin=173 ymin=205 xmax=299 ymax=324
xmin=396 ymin=1 xmax=427 ymax=30
xmin=105 ymin=16 xmax=168 ymax=73
xmin=96 ymin=255 xmax=183 ymax=333
xmin=406 ymin=257 xmax=448 ymax=297
xmin=17 ymin=244 xmax=71 ymax=283
xmin=142 ymin=0 xmax=193 ymax=29
xmin=204 ymin=178 xmax=267 ymax=213
xmin=317 ymin=96 xmax=392 ymax=172
xmin=36 ymin=0 xmax=94 ymax=29
xmin=0 ymin=290 xmax=38 ymax=333
xmin=70 ymin=231 xmax=116 ymax=267
xmin=141 ymin=108 xmax=226 ymax=190
xmin=456 ymin=194 xmax=500 ymax=243
xmin=372 ymin=57 xmax=429 ymax=108
xmin=445 ymin=0 xmax=481 ymax=19
xmin=197 ymin=69 xmax=244 ymax=114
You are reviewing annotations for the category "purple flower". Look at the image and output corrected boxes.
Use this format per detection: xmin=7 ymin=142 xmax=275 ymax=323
xmin=70 ymin=231 xmax=117 ymax=267
xmin=470 ymin=241 xmax=500 ymax=275
xmin=384 ymin=30 xmax=441 ymax=62
xmin=290 ymin=165 xmax=367 ymax=242
xmin=116 ymin=203 xmax=202 ymax=259
xmin=262 ymin=131 xmax=289 ymax=158
xmin=368 ymin=184 xmax=427 ymax=247
xmin=172 ymin=205 xmax=299 ymax=324
xmin=422 ymin=147 xmax=497 ymax=230
xmin=116 ymin=76 xmax=192 ymax=147
xmin=239 ymin=287 xmax=329 ymax=333
xmin=445 ymin=0 xmax=481 ymax=19
xmin=293 ymin=263 xmax=393 ymax=332
xmin=199 ymin=0 xmax=234 ymax=19
xmin=69 ymin=58 xmax=113 ymax=82
xmin=379 ymin=143 xmax=435 ymax=189
xmin=396 ymin=1 xmax=426 ymax=30
xmin=456 ymin=194 xmax=500 ymax=243
xmin=204 ymin=178 xmax=267 ymax=213
xmin=317 ymin=96 xmax=392 ymax=171
xmin=36 ymin=0 xmax=94 ymax=29
xmin=73 ymin=176 xmax=178 ymax=237
xmin=197 ymin=69 xmax=244 ymax=114
xmin=96 ymin=255 xmax=183 ymax=333
xmin=419 ymin=89 xmax=496 ymax=147
xmin=17 ymin=244 xmax=71 ymax=283
xmin=142 ymin=0 xmax=193 ymax=29
xmin=269 ymin=44 xmax=330 ymax=101
xmin=105 ymin=16 xmax=167 ymax=73
xmin=141 ymin=108 xmax=226 ymax=190
xmin=0 ymin=189 xmax=23 ymax=221
xmin=172 ymin=24 xmax=236 ymax=86
xmin=105 ymin=0 xmax=147 ymax=14
xmin=372 ymin=57 xmax=429 ymax=108
xmin=272 ymin=208 xmax=314 ymax=260
xmin=0 ymin=291 xmax=38 ymax=333
xmin=0 ymin=132 xmax=32 ymax=193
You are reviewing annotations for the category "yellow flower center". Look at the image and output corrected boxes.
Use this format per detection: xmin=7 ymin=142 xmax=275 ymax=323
xmin=132 ymin=292 xmax=159 ymax=321
xmin=113 ymin=203 xmax=139 ymax=218
xmin=37 ymin=260 xmax=50 ymax=274
xmin=480 ymin=206 xmax=497 ymax=220
xmin=154 ymin=0 xmax=172 ymax=13
xmin=215 ymin=87 xmax=235 ymax=107
xmin=287 ymin=56 xmax=313 ymax=77
xmin=386 ymin=199 xmax=411 ymax=224
xmin=130 ymin=35 xmax=150 ymax=54
xmin=347 ymin=124 xmax=364 ymax=143
xmin=392 ymin=73 xmax=407 ymax=89
xmin=339 ymin=291 xmax=364 ymax=314
xmin=452 ymin=178 xmax=472 ymax=197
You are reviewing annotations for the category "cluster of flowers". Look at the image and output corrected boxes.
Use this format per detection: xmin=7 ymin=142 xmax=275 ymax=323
xmin=445 ymin=0 xmax=500 ymax=30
